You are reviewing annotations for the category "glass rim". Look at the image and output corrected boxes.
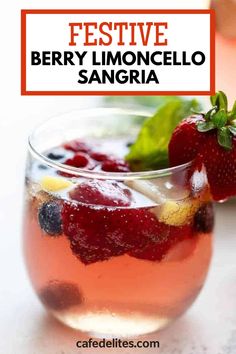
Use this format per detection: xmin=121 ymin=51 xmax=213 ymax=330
xmin=28 ymin=107 xmax=192 ymax=181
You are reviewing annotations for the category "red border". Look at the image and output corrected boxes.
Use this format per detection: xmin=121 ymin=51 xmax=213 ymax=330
xmin=21 ymin=9 xmax=215 ymax=96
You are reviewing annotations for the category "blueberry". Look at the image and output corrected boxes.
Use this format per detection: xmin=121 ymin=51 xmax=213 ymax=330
xmin=38 ymin=201 xmax=62 ymax=236
xmin=47 ymin=152 xmax=65 ymax=160
xmin=194 ymin=203 xmax=214 ymax=233
xmin=38 ymin=164 xmax=48 ymax=170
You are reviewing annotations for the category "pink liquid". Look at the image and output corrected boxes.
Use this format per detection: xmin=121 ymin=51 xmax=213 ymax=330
xmin=23 ymin=138 xmax=213 ymax=337
xmin=23 ymin=196 xmax=212 ymax=337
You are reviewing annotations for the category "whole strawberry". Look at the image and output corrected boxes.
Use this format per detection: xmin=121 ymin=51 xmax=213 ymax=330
xmin=168 ymin=114 xmax=207 ymax=166
xmin=169 ymin=91 xmax=236 ymax=201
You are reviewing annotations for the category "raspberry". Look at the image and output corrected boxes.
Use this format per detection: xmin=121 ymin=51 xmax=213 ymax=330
xmin=90 ymin=152 xmax=109 ymax=162
xmin=61 ymin=199 xmax=173 ymax=264
xmin=69 ymin=180 xmax=132 ymax=207
xmin=38 ymin=201 xmax=62 ymax=236
xmin=64 ymin=153 xmax=97 ymax=170
xmin=39 ymin=281 xmax=82 ymax=310
xmin=194 ymin=203 xmax=214 ymax=233
xmin=61 ymin=202 xmax=125 ymax=264
xmin=102 ymin=158 xmax=130 ymax=172
xmin=64 ymin=140 xmax=91 ymax=153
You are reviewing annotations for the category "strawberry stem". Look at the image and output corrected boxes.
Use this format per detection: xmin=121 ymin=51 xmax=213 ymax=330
xmin=197 ymin=91 xmax=236 ymax=150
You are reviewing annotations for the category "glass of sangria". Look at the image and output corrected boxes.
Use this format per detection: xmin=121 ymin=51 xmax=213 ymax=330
xmin=23 ymin=108 xmax=213 ymax=337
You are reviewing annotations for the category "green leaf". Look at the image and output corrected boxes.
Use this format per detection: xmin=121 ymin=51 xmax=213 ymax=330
xmin=197 ymin=121 xmax=215 ymax=132
xmin=210 ymin=91 xmax=228 ymax=112
xmin=212 ymin=110 xmax=228 ymax=128
xmin=125 ymin=97 xmax=201 ymax=170
xmin=229 ymin=100 xmax=236 ymax=119
xmin=210 ymin=92 xmax=219 ymax=107
xmin=217 ymin=127 xmax=232 ymax=150
xmin=218 ymin=91 xmax=228 ymax=111
xmin=205 ymin=107 xmax=216 ymax=121
xmin=229 ymin=125 xmax=236 ymax=136
xmin=232 ymin=101 xmax=236 ymax=114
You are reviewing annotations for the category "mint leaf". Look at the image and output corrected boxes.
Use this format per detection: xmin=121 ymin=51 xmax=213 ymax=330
xmin=197 ymin=121 xmax=215 ymax=132
xmin=217 ymin=127 xmax=232 ymax=150
xmin=125 ymin=98 xmax=201 ymax=170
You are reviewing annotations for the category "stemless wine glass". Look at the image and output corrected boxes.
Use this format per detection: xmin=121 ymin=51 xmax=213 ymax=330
xmin=23 ymin=108 xmax=214 ymax=338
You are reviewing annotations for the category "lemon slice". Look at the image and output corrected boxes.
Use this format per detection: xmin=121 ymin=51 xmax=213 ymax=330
xmin=40 ymin=176 xmax=73 ymax=192
xmin=152 ymin=199 xmax=201 ymax=226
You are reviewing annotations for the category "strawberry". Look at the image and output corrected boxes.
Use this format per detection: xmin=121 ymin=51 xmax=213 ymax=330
xmin=129 ymin=224 xmax=193 ymax=261
xmin=105 ymin=208 xmax=164 ymax=251
xmin=168 ymin=115 xmax=207 ymax=166
xmin=169 ymin=91 xmax=236 ymax=201
xmin=198 ymin=135 xmax=236 ymax=200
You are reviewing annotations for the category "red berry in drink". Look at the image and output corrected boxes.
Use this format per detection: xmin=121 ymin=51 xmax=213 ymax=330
xmin=105 ymin=208 xmax=163 ymax=251
xmin=90 ymin=152 xmax=109 ymax=162
xmin=129 ymin=224 xmax=194 ymax=261
xmin=69 ymin=180 xmax=132 ymax=207
xmin=64 ymin=153 xmax=96 ymax=170
xmin=102 ymin=158 xmax=130 ymax=172
xmin=39 ymin=281 xmax=82 ymax=310
xmin=61 ymin=193 xmax=188 ymax=264
xmin=64 ymin=140 xmax=91 ymax=153
xmin=61 ymin=202 xmax=125 ymax=264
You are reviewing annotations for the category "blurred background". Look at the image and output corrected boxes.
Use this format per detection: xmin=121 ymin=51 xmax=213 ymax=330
xmin=0 ymin=0 xmax=236 ymax=353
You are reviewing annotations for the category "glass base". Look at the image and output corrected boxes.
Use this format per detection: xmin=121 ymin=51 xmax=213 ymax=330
xmin=52 ymin=311 xmax=171 ymax=338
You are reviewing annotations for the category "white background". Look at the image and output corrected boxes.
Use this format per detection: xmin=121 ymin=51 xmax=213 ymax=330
xmin=2 ymin=0 xmax=236 ymax=354
xmin=25 ymin=12 xmax=211 ymax=92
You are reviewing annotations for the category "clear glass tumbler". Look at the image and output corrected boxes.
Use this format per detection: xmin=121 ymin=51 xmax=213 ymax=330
xmin=23 ymin=109 xmax=213 ymax=338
